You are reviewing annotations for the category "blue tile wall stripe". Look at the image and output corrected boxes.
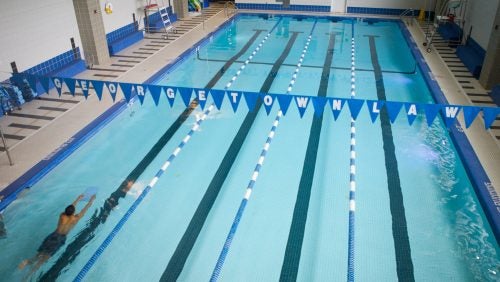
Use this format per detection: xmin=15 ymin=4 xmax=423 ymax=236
xmin=236 ymin=3 xmax=330 ymax=12
xmin=24 ymin=48 xmax=82 ymax=76
xmin=347 ymin=6 xmax=427 ymax=16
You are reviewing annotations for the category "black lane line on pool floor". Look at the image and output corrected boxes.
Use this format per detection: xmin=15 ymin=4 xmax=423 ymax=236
xmin=279 ymin=32 xmax=336 ymax=282
xmin=367 ymin=35 xmax=415 ymax=282
xmin=39 ymin=29 xmax=265 ymax=281
xmin=160 ymin=32 xmax=301 ymax=282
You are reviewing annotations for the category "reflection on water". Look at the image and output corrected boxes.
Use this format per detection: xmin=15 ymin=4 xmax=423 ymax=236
xmin=424 ymin=123 xmax=499 ymax=281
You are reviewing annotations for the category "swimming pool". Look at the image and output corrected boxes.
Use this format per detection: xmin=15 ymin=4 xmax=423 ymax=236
xmin=0 ymin=14 xmax=498 ymax=281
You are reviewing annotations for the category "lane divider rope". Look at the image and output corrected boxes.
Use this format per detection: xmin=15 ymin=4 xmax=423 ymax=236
xmin=74 ymin=105 xmax=214 ymax=281
xmin=347 ymin=21 xmax=357 ymax=282
xmin=210 ymin=20 xmax=318 ymax=282
xmin=74 ymin=24 xmax=279 ymax=282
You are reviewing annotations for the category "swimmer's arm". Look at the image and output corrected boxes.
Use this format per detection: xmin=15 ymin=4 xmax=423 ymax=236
xmin=72 ymin=194 xmax=84 ymax=206
xmin=76 ymin=195 xmax=96 ymax=218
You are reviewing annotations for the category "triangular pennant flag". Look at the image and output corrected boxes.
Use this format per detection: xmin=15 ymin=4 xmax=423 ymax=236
xmin=329 ymin=98 xmax=346 ymax=120
xmin=482 ymin=107 xmax=500 ymax=130
xmin=178 ymin=87 xmax=193 ymax=107
xmin=261 ymin=93 xmax=276 ymax=115
xmin=148 ymin=85 xmax=163 ymax=106
xmin=442 ymin=105 xmax=461 ymax=128
xmin=106 ymin=82 xmax=119 ymax=101
xmin=119 ymin=83 xmax=133 ymax=103
xmin=294 ymin=95 xmax=311 ymax=118
xmin=64 ymin=78 xmax=77 ymax=96
xmin=136 ymin=85 xmax=148 ymax=105
xmin=347 ymin=99 xmax=364 ymax=120
xmin=91 ymin=80 xmax=105 ymax=101
xmin=194 ymin=88 xmax=209 ymax=110
xmin=366 ymin=100 xmax=384 ymax=123
xmin=277 ymin=94 xmax=293 ymax=115
xmin=385 ymin=101 xmax=403 ymax=124
xmin=39 ymin=76 xmax=51 ymax=95
xmin=404 ymin=103 xmax=419 ymax=126
xmin=424 ymin=104 xmax=442 ymax=127
xmin=210 ymin=89 xmax=226 ymax=110
xmin=243 ymin=92 xmax=259 ymax=112
xmin=78 ymin=79 xmax=91 ymax=99
xmin=164 ymin=87 xmax=177 ymax=107
xmin=51 ymin=77 xmax=64 ymax=96
xmin=462 ymin=106 xmax=481 ymax=128
xmin=26 ymin=74 xmax=38 ymax=95
xmin=312 ymin=97 xmax=327 ymax=118
xmin=227 ymin=91 xmax=243 ymax=112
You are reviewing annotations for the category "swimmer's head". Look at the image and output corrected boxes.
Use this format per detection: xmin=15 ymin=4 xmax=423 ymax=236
xmin=64 ymin=205 xmax=75 ymax=216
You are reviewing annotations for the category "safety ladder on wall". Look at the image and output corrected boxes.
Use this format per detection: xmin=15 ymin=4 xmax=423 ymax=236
xmin=144 ymin=0 xmax=175 ymax=39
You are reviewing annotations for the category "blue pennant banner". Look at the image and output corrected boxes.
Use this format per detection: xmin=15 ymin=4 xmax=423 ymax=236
xmin=277 ymin=94 xmax=293 ymax=115
xmin=135 ymin=84 xmax=148 ymax=105
xmin=78 ymin=79 xmax=91 ymax=99
xmin=261 ymin=93 xmax=276 ymax=115
xmin=119 ymin=83 xmax=134 ymax=103
xmin=385 ymin=101 xmax=403 ymax=124
xmin=462 ymin=106 xmax=481 ymax=129
xmin=227 ymin=91 xmax=243 ymax=112
xmin=294 ymin=95 xmax=311 ymax=118
xmin=347 ymin=99 xmax=364 ymax=120
xmin=194 ymin=88 xmax=208 ymax=110
xmin=482 ymin=107 xmax=500 ymax=129
xmin=148 ymin=85 xmax=163 ymax=106
xmin=424 ymin=104 xmax=442 ymax=127
xmin=366 ymin=100 xmax=384 ymax=123
xmin=51 ymin=77 xmax=64 ymax=96
xmin=312 ymin=97 xmax=327 ymax=118
xmin=404 ymin=103 xmax=419 ymax=126
xmin=63 ymin=78 xmax=77 ymax=96
xmin=442 ymin=106 xmax=461 ymax=128
xmin=39 ymin=76 xmax=51 ymax=95
xmin=26 ymin=74 xmax=39 ymax=95
xmin=210 ymin=89 xmax=225 ymax=110
xmin=178 ymin=87 xmax=192 ymax=107
xmin=91 ymin=80 xmax=105 ymax=101
xmin=164 ymin=87 xmax=177 ymax=107
xmin=106 ymin=82 xmax=119 ymax=101
xmin=329 ymin=98 xmax=346 ymax=120
xmin=244 ymin=92 xmax=259 ymax=112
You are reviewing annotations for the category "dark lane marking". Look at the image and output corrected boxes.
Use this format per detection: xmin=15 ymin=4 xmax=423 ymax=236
xmin=39 ymin=29 xmax=266 ymax=281
xmin=112 ymin=54 xmax=147 ymax=59
xmin=111 ymin=64 xmax=134 ymax=68
xmin=93 ymin=74 xmax=120 ymax=78
xmin=3 ymin=133 xmax=25 ymax=140
xmin=7 ymin=113 xmax=54 ymax=120
xmin=37 ymin=97 xmax=80 ymax=104
xmin=38 ymin=106 xmax=67 ymax=112
xmin=280 ymin=33 xmax=336 ymax=282
xmin=161 ymin=32 xmax=300 ymax=282
xmin=89 ymin=67 xmax=127 ymax=72
xmin=367 ymin=35 xmax=415 ymax=282
xmin=9 ymin=123 xmax=41 ymax=130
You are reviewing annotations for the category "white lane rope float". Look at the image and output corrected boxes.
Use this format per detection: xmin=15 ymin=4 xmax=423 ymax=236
xmin=210 ymin=20 xmax=318 ymax=282
xmin=347 ymin=22 xmax=357 ymax=282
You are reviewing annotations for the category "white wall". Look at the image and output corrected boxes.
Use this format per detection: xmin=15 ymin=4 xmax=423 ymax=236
xmin=236 ymin=0 xmax=332 ymax=5
xmin=0 ymin=0 xmax=82 ymax=81
xmin=464 ymin=0 xmax=499 ymax=49
xmin=346 ymin=0 xmax=435 ymax=10
xmin=99 ymin=0 xmax=143 ymax=33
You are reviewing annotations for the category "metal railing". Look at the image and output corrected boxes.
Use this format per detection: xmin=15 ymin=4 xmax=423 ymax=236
xmin=400 ymin=8 xmax=416 ymax=26
xmin=0 ymin=127 xmax=14 ymax=166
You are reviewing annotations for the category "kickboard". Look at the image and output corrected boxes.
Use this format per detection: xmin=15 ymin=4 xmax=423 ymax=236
xmin=82 ymin=186 xmax=98 ymax=201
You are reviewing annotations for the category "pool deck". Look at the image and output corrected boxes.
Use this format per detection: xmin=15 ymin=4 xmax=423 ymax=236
xmin=0 ymin=10 xmax=499 ymax=203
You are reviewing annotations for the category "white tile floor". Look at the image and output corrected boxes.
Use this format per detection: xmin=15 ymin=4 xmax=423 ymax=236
xmin=0 ymin=11 xmax=498 ymax=201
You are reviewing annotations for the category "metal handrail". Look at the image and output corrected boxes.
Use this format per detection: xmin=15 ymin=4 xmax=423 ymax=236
xmin=0 ymin=127 xmax=14 ymax=166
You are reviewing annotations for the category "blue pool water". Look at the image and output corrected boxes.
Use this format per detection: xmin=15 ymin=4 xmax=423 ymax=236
xmin=0 ymin=14 xmax=498 ymax=281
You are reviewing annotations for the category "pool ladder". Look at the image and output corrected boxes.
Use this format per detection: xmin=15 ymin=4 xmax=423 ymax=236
xmin=0 ymin=126 xmax=14 ymax=166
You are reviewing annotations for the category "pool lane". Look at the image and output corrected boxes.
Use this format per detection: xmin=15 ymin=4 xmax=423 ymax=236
xmin=38 ymin=27 xmax=269 ymax=281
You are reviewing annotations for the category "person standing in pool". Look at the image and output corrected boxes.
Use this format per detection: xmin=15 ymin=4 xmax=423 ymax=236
xmin=18 ymin=194 xmax=95 ymax=275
